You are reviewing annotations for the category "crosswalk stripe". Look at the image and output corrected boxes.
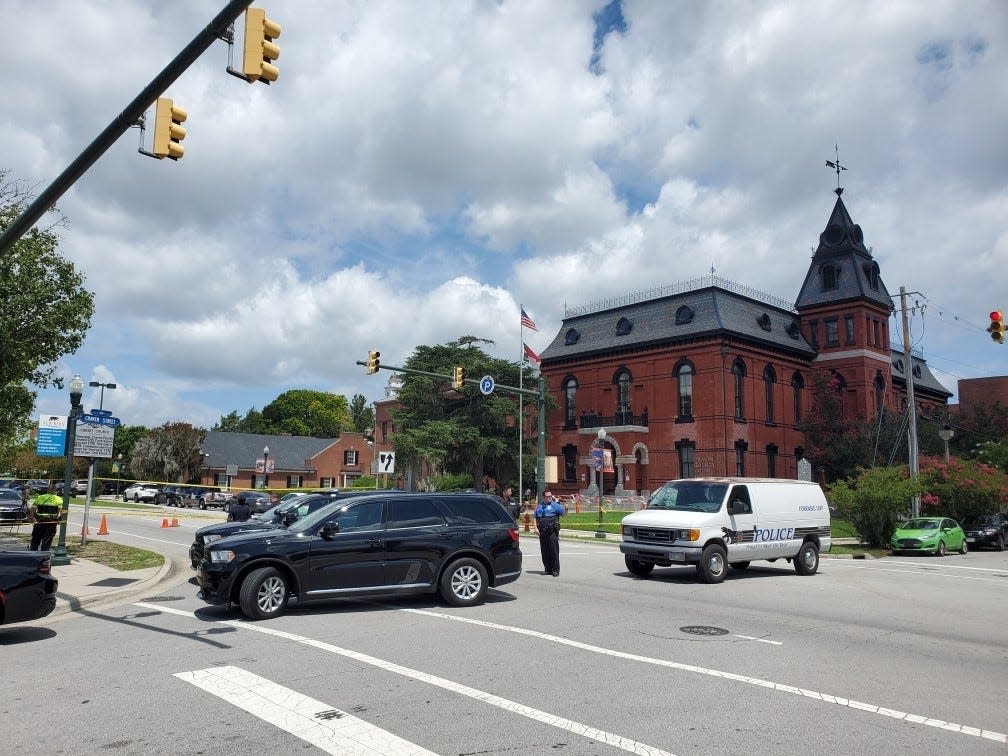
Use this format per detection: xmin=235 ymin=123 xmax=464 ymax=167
xmin=174 ymin=665 xmax=437 ymax=756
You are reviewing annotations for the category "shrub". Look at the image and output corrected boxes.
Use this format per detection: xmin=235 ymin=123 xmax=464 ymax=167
xmin=828 ymin=466 xmax=919 ymax=547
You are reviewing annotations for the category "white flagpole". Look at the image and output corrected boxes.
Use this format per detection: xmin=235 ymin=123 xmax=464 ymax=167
xmin=518 ymin=305 xmax=524 ymax=507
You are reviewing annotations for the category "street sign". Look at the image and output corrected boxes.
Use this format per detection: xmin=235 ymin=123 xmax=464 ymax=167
xmin=89 ymin=408 xmax=112 ymax=416
xmin=36 ymin=414 xmax=68 ymax=457
xmin=81 ymin=413 xmax=121 ymax=427
xmin=226 ymin=464 xmax=239 ymax=477
xmin=378 ymin=451 xmax=396 ymax=474
xmin=74 ymin=422 xmax=115 ymax=458
xmin=479 ymin=375 xmax=495 ymax=395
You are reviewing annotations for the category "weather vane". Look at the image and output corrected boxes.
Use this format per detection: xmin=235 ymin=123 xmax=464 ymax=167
xmin=825 ymin=144 xmax=847 ymax=196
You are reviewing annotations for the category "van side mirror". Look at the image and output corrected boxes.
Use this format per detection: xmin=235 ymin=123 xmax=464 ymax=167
xmin=728 ymin=500 xmax=746 ymax=515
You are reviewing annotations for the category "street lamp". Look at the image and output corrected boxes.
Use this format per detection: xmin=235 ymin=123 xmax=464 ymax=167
xmin=52 ymin=375 xmax=84 ymax=566
xmin=595 ymin=427 xmax=607 ymax=539
xmin=938 ymin=425 xmax=954 ymax=463
xmin=263 ymin=445 xmax=270 ymax=489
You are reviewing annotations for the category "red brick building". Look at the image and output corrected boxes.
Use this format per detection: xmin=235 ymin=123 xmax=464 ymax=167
xmin=539 ymin=189 xmax=951 ymax=499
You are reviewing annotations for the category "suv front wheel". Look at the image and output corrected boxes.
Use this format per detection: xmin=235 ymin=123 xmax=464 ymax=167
xmin=239 ymin=566 xmax=290 ymax=620
xmin=439 ymin=558 xmax=488 ymax=607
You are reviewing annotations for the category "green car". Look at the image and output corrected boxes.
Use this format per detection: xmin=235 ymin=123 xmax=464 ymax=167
xmin=891 ymin=517 xmax=967 ymax=556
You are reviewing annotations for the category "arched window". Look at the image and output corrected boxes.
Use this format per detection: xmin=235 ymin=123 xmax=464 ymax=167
xmin=763 ymin=364 xmax=777 ymax=423
xmin=674 ymin=360 xmax=694 ymax=421
xmin=732 ymin=359 xmax=746 ymax=421
xmin=614 ymin=368 xmax=632 ymax=424
xmin=874 ymin=372 xmax=886 ymax=417
xmin=791 ymin=372 xmax=804 ymax=424
xmin=766 ymin=444 xmax=778 ymax=478
xmin=734 ymin=440 xmax=748 ymax=476
xmin=562 ymin=444 xmax=578 ymax=482
xmin=562 ymin=376 xmax=578 ymax=428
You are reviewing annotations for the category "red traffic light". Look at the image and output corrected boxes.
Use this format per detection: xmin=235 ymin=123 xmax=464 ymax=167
xmin=991 ymin=310 xmax=1004 ymax=323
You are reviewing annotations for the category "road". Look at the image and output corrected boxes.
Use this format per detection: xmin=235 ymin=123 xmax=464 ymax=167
xmin=3 ymin=503 xmax=1006 ymax=755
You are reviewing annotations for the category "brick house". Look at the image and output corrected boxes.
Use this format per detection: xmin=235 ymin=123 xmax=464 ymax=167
xmin=199 ymin=430 xmax=374 ymax=491
xmin=539 ymin=188 xmax=951 ymax=499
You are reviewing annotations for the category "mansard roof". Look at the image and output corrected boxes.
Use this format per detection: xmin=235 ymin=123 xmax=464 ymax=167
xmin=889 ymin=350 xmax=953 ymax=401
xmin=795 ymin=193 xmax=893 ymax=312
xmin=540 ymin=282 xmax=815 ymax=366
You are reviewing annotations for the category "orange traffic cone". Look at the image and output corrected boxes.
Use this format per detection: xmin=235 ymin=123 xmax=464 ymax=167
xmin=97 ymin=514 xmax=109 ymax=535
xmin=170 ymin=515 xmax=180 ymax=527
xmin=161 ymin=516 xmax=169 ymax=528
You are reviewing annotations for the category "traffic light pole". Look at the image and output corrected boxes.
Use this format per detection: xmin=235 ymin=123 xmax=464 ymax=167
xmin=0 ymin=0 xmax=254 ymax=258
xmin=356 ymin=360 xmax=548 ymax=503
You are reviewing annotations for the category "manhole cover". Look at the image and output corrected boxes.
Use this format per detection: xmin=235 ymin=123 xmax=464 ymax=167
xmin=680 ymin=625 xmax=729 ymax=636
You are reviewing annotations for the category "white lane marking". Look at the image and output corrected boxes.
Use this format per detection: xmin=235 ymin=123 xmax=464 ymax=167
xmin=66 ymin=517 xmax=193 ymax=546
xmin=138 ymin=603 xmax=676 ymax=756
xmin=396 ymin=607 xmax=1006 ymax=744
xmin=732 ymin=634 xmax=782 ymax=645
xmin=829 ymin=563 xmax=1008 ymax=585
xmin=175 ymin=666 xmax=436 ymax=755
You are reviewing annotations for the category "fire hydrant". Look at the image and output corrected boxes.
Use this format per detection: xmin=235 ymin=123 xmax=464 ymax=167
xmin=523 ymin=512 xmax=531 ymax=532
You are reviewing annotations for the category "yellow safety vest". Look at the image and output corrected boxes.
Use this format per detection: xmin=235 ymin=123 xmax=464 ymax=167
xmin=33 ymin=493 xmax=63 ymax=522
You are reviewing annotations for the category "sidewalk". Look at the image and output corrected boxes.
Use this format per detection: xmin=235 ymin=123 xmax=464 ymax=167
xmin=0 ymin=533 xmax=180 ymax=620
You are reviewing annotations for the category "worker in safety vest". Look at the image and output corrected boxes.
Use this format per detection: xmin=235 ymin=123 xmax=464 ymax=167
xmin=29 ymin=482 xmax=63 ymax=551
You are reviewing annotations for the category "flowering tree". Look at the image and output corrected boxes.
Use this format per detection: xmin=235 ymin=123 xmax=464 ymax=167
xmin=918 ymin=455 xmax=1008 ymax=520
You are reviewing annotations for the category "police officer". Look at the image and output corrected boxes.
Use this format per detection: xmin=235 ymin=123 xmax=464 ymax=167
xmin=226 ymin=495 xmax=252 ymax=522
xmin=29 ymin=482 xmax=63 ymax=551
xmin=534 ymin=491 xmax=566 ymax=577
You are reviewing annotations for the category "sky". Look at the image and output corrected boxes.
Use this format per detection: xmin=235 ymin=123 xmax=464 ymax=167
xmin=5 ymin=0 xmax=1006 ymax=429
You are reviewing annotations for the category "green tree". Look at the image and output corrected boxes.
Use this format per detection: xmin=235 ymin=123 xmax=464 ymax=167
xmin=262 ymin=389 xmax=350 ymax=437
xmin=129 ymin=422 xmax=205 ymax=483
xmin=391 ymin=337 xmax=545 ymax=492
xmin=918 ymin=455 xmax=1008 ymax=519
xmin=828 ymin=466 xmax=920 ymax=547
xmin=349 ymin=393 xmax=374 ymax=437
xmin=0 ymin=172 xmax=95 ymax=445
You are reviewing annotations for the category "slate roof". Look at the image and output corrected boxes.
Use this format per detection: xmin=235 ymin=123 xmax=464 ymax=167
xmin=540 ymin=285 xmax=816 ymax=366
xmin=201 ymin=431 xmax=338 ymax=471
xmin=889 ymin=350 xmax=953 ymax=400
xmin=795 ymin=193 xmax=893 ymax=312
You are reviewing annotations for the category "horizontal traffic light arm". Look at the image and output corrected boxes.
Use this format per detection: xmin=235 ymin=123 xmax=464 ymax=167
xmin=354 ymin=360 xmax=540 ymax=397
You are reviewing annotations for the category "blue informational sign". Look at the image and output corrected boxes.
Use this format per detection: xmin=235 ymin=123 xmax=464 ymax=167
xmin=36 ymin=414 xmax=68 ymax=457
xmin=479 ymin=375 xmax=495 ymax=395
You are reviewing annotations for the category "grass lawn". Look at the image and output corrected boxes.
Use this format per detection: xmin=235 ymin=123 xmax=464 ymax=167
xmin=3 ymin=530 xmax=165 ymax=570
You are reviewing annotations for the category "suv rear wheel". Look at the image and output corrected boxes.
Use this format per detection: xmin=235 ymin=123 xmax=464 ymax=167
xmin=439 ymin=558 xmax=487 ymax=607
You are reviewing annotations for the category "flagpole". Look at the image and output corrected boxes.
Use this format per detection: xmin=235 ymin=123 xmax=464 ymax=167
xmin=519 ymin=305 xmax=524 ymax=508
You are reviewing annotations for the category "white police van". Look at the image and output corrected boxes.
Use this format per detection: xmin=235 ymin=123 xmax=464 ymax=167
xmin=619 ymin=478 xmax=831 ymax=583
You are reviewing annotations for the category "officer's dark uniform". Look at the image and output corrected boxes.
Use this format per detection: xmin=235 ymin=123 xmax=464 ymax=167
xmin=227 ymin=498 xmax=252 ymax=522
xmin=534 ymin=493 xmax=566 ymax=577
xmin=30 ymin=491 xmax=62 ymax=551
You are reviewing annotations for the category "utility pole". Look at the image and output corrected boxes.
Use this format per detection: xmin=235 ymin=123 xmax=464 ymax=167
xmin=899 ymin=286 xmax=921 ymax=517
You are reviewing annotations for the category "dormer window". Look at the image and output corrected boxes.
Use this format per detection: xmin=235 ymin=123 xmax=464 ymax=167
xmin=822 ymin=264 xmax=838 ymax=291
xmin=786 ymin=321 xmax=800 ymax=339
xmin=616 ymin=317 xmax=633 ymax=335
xmin=675 ymin=305 xmax=695 ymax=324
xmin=863 ymin=261 xmax=880 ymax=291
xmin=564 ymin=328 xmax=580 ymax=345
xmin=757 ymin=313 xmax=772 ymax=331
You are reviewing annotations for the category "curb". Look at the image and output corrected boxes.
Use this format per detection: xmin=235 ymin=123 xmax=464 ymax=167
xmin=51 ymin=555 xmax=185 ymax=618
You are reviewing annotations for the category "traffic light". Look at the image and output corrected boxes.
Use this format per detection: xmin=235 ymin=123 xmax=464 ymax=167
xmin=989 ymin=310 xmax=1006 ymax=344
xmin=151 ymin=97 xmax=187 ymax=160
xmin=452 ymin=366 xmax=466 ymax=390
xmin=242 ymin=7 xmax=281 ymax=83
xmin=366 ymin=350 xmax=380 ymax=374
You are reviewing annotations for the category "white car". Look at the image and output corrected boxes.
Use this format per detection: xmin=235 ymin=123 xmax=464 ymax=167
xmin=122 ymin=482 xmax=160 ymax=503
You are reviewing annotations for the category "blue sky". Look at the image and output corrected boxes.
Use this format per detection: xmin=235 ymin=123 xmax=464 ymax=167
xmin=5 ymin=0 xmax=1006 ymax=428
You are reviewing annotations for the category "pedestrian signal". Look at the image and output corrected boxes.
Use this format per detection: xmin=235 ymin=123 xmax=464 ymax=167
xmin=989 ymin=310 xmax=1005 ymax=344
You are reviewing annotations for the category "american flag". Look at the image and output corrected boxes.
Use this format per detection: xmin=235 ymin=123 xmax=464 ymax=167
xmin=520 ymin=307 xmax=537 ymax=331
xmin=523 ymin=342 xmax=541 ymax=365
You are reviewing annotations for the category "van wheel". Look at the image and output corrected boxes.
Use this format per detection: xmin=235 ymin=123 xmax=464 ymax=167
xmin=439 ymin=558 xmax=487 ymax=607
xmin=732 ymin=561 xmax=750 ymax=570
xmin=794 ymin=541 xmax=819 ymax=575
xmin=239 ymin=567 xmax=289 ymax=620
xmin=625 ymin=557 xmax=654 ymax=577
xmin=696 ymin=544 xmax=727 ymax=583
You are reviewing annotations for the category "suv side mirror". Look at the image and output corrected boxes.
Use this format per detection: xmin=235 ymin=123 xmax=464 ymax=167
xmin=321 ymin=521 xmax=341 ymax=539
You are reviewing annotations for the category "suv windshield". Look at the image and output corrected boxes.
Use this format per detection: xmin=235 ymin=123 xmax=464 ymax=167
xmin=647 ymin=482 xmax=727 ymax=513
xmin=961 ymin=514 xmax=996 ymax=526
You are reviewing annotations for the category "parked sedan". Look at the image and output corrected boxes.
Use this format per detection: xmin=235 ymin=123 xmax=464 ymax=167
xmin=0 ymin=489 xmax=28 ymax=523
xmin=122 ymin=482 xmax=161 ymax=503
xmin=226 ymin=490 xmax=273 ymax=516
xmin=0 ymin=550 xmax=58 ymax=624
xmin=891 ymin=517 xmax=968 ymax=556
xmin=960 ymin=513 xmax=1008 ymax=551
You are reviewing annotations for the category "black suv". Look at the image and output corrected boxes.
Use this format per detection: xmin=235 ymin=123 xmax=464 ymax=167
xmin=189 ymin=492 xmax=347 ymax=567
xmin=197 ymin=492 xmax=522 ymax=620
xmin=960 ymin=513 xmax=1008 ymax=551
